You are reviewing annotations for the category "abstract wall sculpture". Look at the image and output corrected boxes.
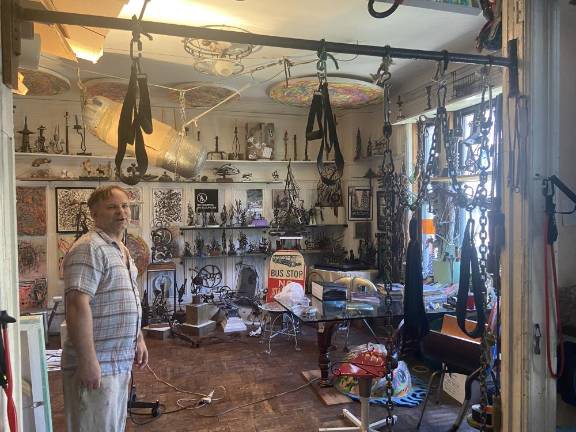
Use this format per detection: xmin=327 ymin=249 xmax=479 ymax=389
xmin=16 ymin=187 xmax=47 ymax=236
xmin=152 ymin=188 xmax=183 ymax=226
xmin=126 ymin=233 xmax=151 ymax=276
xmin=18 ymin=238 xmax=47 ymax=280
xmin=57 ymin=235 xmax=76 ymax=279
xmin=267 ymin=76 xmax=383 ymax=109
xmin=55 ymin=187 xmax=95 ymax=233
xmin=19 ymin=279 xmax=48 ymax=310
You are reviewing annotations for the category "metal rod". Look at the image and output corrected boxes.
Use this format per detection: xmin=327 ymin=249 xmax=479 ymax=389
xmin=17 ymin=6 xmax=514 ymax=68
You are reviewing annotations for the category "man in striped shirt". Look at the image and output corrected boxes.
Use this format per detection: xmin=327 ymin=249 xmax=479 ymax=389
xmin=62 ymin=185 xmax=148 ymax=431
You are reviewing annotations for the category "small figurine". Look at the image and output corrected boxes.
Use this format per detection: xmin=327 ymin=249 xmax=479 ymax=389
xmin=354 ymin=128 xmax=362 ymax=161
xmin=367 ymin=137 xmax=373 ymax=157
xmin=221 ymin=231 xmax=227 ymax=255
xmin=158 ymin=171 xmax=173 ymax=182
xmin=194 ymin=238 xmax=205 ymax=257
xmin=208 ymin=212 xmax=218 ymax=226
xmin=35 ymin=125 xmax=48 ymax=153
xmin=228 ymin=237 xmax=237 ymax=256
xmin=272 ymin=170 xmax=279 ymax=181
xmin=187 ymin=203 xmax=196 ymax=226
xmin=228 ymin=205 xmax=235 ymax=227
xmin=201 ymin=212 xmax=208 ymax=227
xmin=184 ymin=241 xmax=193 ymax=257
xmin=220 ymin=204 xmax=227 ymax=227
xmin=238 ymin=232 xmax=248 ymax=252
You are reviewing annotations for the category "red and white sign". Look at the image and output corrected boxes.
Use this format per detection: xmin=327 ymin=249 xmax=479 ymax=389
xmin=266 ymin=250 xmax=306 ymax=302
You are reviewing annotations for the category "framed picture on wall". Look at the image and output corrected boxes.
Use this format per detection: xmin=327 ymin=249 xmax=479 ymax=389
xmin=348 ymin=186 xmax=372 ymax=221
xmin=55 ymin=187 xmax=95 ymax=233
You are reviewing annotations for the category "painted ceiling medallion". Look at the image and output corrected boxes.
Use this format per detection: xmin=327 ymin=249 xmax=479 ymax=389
xmin=170 ymin=83 xmax=238 ymax=107
xmin=267 ymin=76 xmax=384 ymax=109
xmin=84 ymin=78 xmax=129 ymax=102
xmin=18 ymin=67 xmax=70 ymax=96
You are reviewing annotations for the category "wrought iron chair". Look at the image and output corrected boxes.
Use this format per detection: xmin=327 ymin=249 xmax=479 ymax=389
xmin=417 ymin=314 xmax=483 ymax=431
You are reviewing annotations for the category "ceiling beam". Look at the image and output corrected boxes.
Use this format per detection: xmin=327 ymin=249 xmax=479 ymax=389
xmin=16 ymin=6 xmax=512 ymax=68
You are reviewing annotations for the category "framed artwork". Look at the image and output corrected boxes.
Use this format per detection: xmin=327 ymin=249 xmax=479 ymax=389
xmin=348 ymin=186 xmax=372 ymax=221
xmin=194 ymin=189 xmax=219 ymax=213
xmin=57 ymin=235 xmax=76 ymax=279
xmin=55 ymin=187 xmax=95 ymax=234
xmin=19 ymin=278 xmax=48 ymax=310
xmin=18 ymin=237 xmax=47 ymax=280
xmin=152 ymin=188 xmax=183 ymax=226
xmin=354 ymin=222 xmax=372 ymax=240
xmin=246 ymin=189 xmax=263 ymax=214
xmin=16 ymin=187 xmax=47 ymax=236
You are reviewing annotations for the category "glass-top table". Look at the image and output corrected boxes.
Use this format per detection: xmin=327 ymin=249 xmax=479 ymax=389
xmin=275 ymin=296 xmax=396 ymax=323
xmin=275 ymin=295 xmax=451 ymax=386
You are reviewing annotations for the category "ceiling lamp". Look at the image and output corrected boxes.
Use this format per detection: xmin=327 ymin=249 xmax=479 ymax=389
xmin=183 ymin=25 xmax=260 ymax=77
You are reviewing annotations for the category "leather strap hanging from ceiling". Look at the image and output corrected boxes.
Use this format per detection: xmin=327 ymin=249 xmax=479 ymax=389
xmin=116 ymin=64 xmax=152 ymax=185
xmin=456 ymin=218 xmax=487 ymax=339
xmin=306 ymin=80 xmax=344 ymax=186
xmin=116 ymin=2 xmax=153 ymax=186
xmin=403 ymin=215 xmax=429 ymax=340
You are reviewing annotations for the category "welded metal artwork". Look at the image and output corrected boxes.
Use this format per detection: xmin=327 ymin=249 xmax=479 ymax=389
xmin=152 ymin=188 xmax=183 ymax=226
xmin=19 ymin=278 xmax=48 ymax=310
xmin=55 ymin=187 xmax=95 ymax=234
xmin=16 ymin=187 xmax=47 ymax=236
xmin=57 ymin=235 xmax=75 ymax=279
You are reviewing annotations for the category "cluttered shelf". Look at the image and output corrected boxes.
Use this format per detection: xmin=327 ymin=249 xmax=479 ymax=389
xmin=180 ymin=224 xmax=347 ymax=231
xmin=16 ymin=177 xmax=283 ymax=184
xmin=181 ymin=249 xmax=335 ymax=260
xmin=14 ymin=152 xmax=317 ymax=165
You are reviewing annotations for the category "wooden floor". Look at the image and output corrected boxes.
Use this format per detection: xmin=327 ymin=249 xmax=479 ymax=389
xmin=48 ymin=325 xmax=476 ymax=432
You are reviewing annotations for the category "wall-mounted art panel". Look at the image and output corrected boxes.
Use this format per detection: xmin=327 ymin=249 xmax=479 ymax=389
xmin=16 ymin=187 xmax=47 ymax=236
xmin=152 ymin=188 xmax=183 ymax=226
xmin=55 ymin=187 xmax=95 ymax=234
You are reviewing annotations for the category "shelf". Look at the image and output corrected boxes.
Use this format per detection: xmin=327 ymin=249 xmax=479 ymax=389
xmin=181 ymin=249 xmax=332 ymax=259
xmin=14 ymin=152 xmax=135 ymax=161
xmin=182 ymin=253 xmax=269 ymax=259
xmin=203 ymin=159 xmax=317 ymax=165
xmin=16 ymin=177 xmax=282 ymax=185
xmin=180 ymin=225 xmax=271 ymax=231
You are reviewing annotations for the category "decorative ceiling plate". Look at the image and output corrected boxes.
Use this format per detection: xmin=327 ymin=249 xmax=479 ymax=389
xmin=18 ymin=67 xmax=70 ymax=96
xmin=169 ymin=83 xmax=239 ymax=107
xmin=84 ymin=78 xmax=129 ymax=102
xmin=267 ymin=76 xmax=384 ymax=109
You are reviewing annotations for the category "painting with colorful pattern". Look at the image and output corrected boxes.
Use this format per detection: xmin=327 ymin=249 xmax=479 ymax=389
xmin=268 ymin=77 xmax=383 ymax=109
xmin=16 ymin=187 xmax=47 ymax=236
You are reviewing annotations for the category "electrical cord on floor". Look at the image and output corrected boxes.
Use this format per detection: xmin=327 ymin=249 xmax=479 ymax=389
xmin=129 ymin=363 xmax=320 ymax=423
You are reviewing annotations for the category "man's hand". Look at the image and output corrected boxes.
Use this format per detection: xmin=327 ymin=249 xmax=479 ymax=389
xmin=76 ymin=358 xmax=101 ymax=390
xmin=134 ymin=334 xmax=148 ymax=370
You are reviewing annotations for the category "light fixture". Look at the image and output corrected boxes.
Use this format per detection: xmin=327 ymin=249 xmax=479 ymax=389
xmin=183 ymin=25 xmax=260 ymax=77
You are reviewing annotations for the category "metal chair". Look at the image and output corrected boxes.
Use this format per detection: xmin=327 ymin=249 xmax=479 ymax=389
xmin=417 ymin=314 xmax=482 ymax=431
xmin=258 ymin=302 xmax=300 ymax=355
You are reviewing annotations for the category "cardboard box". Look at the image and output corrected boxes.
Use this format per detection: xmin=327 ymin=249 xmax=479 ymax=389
xmin=181 ymin=320 xmax=217 ymax=337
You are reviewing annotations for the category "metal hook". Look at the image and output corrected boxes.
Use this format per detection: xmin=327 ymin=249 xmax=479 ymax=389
xmin=316 ymin=39 xmax=339 ymax=82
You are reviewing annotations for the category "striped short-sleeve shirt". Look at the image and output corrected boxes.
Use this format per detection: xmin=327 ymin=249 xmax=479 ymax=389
xmin=62 ymin=228 xmax=142 ymax=376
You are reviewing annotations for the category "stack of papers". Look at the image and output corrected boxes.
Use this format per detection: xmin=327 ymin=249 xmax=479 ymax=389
xmin=222 ymin=317 xmax=247 ymax=333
